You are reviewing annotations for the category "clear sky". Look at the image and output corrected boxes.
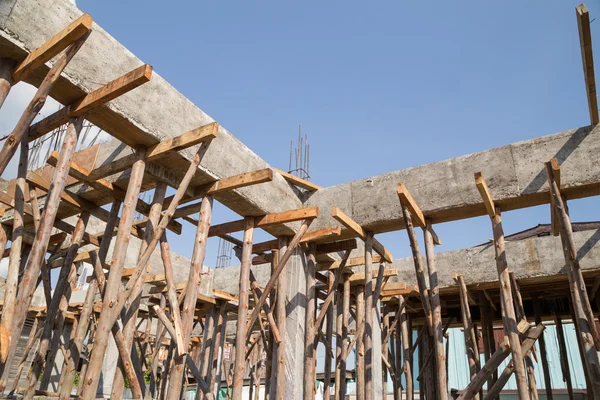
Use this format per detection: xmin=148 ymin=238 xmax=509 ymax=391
xmin=2 ymin=0 xmax=599 ymax=267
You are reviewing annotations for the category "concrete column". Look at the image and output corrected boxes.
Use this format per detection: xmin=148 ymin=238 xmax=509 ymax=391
xmin=284 ymin=248 xmax=306 ymax=398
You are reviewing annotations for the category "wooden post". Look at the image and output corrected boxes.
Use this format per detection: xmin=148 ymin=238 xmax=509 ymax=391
xmin=232 ymin=217 xmax=254 ymax=400
xmin=553 ymin=313 xmax=574 ymax=400
xmin=545 ymin=163 xmax=600 ymax=396
xmin=10 ymin=316 xmax=41 ymax=391
xmin=456 ymin=274 xmax=481 ymax=400
xmin=424 ymin=220 xmax=447 ymax=400
xmin=0 ymin=136 xmax=28 ymax=365
xmin=335 ymin=274 xmax=348 ymax=400
xmin=0 ymin=38 xmax=87 ymax=175
xmin=400 ymin=205 xmax=433 ymax=333
xmin=211 ymin=305 xmax=228 ymax=397
xmin=490 ymin=209 xmax=530 ymax=399
xmin=477 ymin=292 xmax=497 ymax=397
xmin=363 ymin=233 xmax=374 ymax=400
xmin=399 ymin=295 xmax=412 ymax=400
xmin=304 ymin=242 xmax=318 ymax=400
xmin=382 ymin=307 xmax=390 ymax=389
xmin=0 ymin=117 xmax=85 ymax=389
xmin=0 ymin=57 xmax=15 ymax=108
xmin=112 ymin=182 xmax=167 ymax=398
xmin=26 ymin=211 xmax=90 ymax=399
xmin=80 ymin=145 xmax=147 ymax=399
xmin=275 ymin=238 xmax=287 ymax=400
xmin=324 ymin=271 xmax=335 ymax=400
xmin=166 ymin=196 xmax=214 ymax=399
xmin=199 ymin=307 xmax=217 ymax=398
xmin=531 ymin=295 xmax=552 ymax=400
xmin=356 ymin=285 xmax=365 ymax=400
xmin=567 ymin=298 xmax=594 ymax=400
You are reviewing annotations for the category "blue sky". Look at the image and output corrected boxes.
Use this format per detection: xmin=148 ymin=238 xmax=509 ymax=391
xmin=2 ymin=0 xmax=599 ymax=267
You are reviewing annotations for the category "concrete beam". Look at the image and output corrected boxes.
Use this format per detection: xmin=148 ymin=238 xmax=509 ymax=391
xmin=0 ymin=0 xmax=301 ymax=235
xmin=306 ymin=125 xmax=600 ymax=234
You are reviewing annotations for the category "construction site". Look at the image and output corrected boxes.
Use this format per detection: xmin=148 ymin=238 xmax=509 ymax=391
xmin=0 ymin=0 xmax=599 ymax=399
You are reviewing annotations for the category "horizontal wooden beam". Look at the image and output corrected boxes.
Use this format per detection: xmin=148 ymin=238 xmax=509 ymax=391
xmin=550 ymin=158 xmax=561 ymax=236
xmin=12 ymin=13 xmax=93 ymax=82
xmin=347 ymin=267 xmax=397 ymax=284
xmin=474 ymin=172 xmax=496 ymax=218
xmin=577 ymin=3 xmax=599 ymax=125
xmin=208 ymin=207 xmax=319 ymax=237
xmin=318 ymin=254 xmax=383 ymax=271
xmin=162 ymin=168 xmax=275 ymax=210
xmin=275 ymin=168 xmax=322 ymax=191
xmin=315 ymin=239 xmax=357 ymax=255
xmin=332 ymin=206 xmax=393 ymax=263
xmin=396 ymin=183 xmax=426 ymax=228
xmin=29 ymin=64 xmax=153 ymax=141
xmin=47 ymin=151 xmax=182 ymax=234
xmin=86 ymin=122 xmax=218 ymax=181
xmin=251 ymin=226 xmax=341 ymax=254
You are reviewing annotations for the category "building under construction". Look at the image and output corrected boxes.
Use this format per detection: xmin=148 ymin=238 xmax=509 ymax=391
xmin=0 ymin=0 xmax=599 ymax=399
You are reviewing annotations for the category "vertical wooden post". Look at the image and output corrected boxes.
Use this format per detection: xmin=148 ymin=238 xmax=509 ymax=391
xmin=211 ymin=305 xmax=227 ymax=397
xmin=265 ymin=251 xmax=275 ymax=400
xmin=231 ymin=217 xmax=254 ymax=400
xmin=80 ymin=146 xmax=147 ymax=400
xmin=456 ymin=274 xmax=481 ymax=400
xmin=382 ymin=307 xmax=390 ymax=389
xmin=478 ymin=292 xmax=497 ymax=397
xmin=531 ymin=295 xmax=551 ymax=400
xmin=356 ymin=285 xmax=366 ymax=400
xmin=363 ymin=233 xmax=374 ymax=400
xmin=334 ymin=280 xmax=344 ymax=400
xmin=304 ymin=242 xmax=318 ymax=400
xmin=554 ymin=313 xmax=574 ymax=400
xmin=274 ymin=238 xmax=287 ymax=400
xmin=0 ymin=136 xmax=28 ymax=364
xmin=399 ymin=295 xmax=413 ymax=400
xmin=0 ymin=57 xmax=15 ymax=108
xmin=324 ymin=271 xmax=335 ymax=400
xmin=199 ymin=306 xmax=217 ymax=398
xmin=490 ymin=209 xmax=530 ymax=399
xmin=166 ymin=196 xmax=214 ymax=399
xmin=112 ymin=182 xmax=167 ymax=398
xmin=424 ymin=220 xmax=447 ymax=400
xmin=0 ymin=38 xmax=87 ymax=175
xmin=0 ymin=116 xmax=85 ymax=389
xmin=26 ymin=212 xmax=90 ymax=399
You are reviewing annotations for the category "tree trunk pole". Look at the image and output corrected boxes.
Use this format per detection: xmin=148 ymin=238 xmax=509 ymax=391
xmin=0 ymin=136 xmax=28 ymax=364
xmin=304 ymin=242 xmax=318 ymax=400
xmin=231 ymin=217 xmax=254 ymax=400
xmin=456 ymin=275 xmax=481 ymax=400
xmin=80 ymin=145 xmax=147 ymax=399
xmin=553 ymin=313 xmax=574 ymax=400
xmin=26 ymin=212 xmax=90 ymax=399
xmin=477 ymin=292 xmax=497 ymax=398
xmin=0 ymin=116 xmax=85 ymax=390
xmin=324 ymin=270 xmax=335 ymax=400
xmin=363 ymin=233 xmax=374 ymax=400
xmin=335 ymin=275 xmax=348 ymax=400
xmin=0 ymin=57 xmax=15 ymax=109
xmin=166 ymin=196 xmax=214 ymax=399
xmin=199 ymin=306 xmax=216 ymax=398
xmin=111 ymin=182 xmax=167 ymax=398
xmin=274 ymin=237 xmax=288 ymax=400
xmin=399 ymin=295 xmax=412 ymax=400
xmin=424 ymin=220 xmax=447 ymax=400
xmin=211 ymin=305 xmax=227 ymax=397
xmin=0 ymin=38 xmax=87 ymax=175
xmin=490 ymin=209 xmax=530 ymax=399
xmin=531 ymin=295 xmax=552 ymax=400
xmin=356 ymin=284 xmax=366 ymax=400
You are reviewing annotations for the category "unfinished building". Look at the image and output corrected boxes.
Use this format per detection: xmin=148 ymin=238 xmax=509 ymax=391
xmin=0 ymin=0 xmax=598 ymax=399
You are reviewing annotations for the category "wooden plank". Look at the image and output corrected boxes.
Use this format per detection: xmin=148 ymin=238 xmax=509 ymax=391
xmin=550 ymin=158 xmax=561 ymax=236
xmin=316 ymin=239 xmax=357 ymax=254
xmin=319 ymin=254 xmax=383 ymax=270
xmin=86 ymin=122 xmax=219 ymax=181
xmin=396 ymin=183 xmax=426 ymax=228
xmin=577 ymin=4 xmax=599 ymax=125
xmin=12 ymin=14 xmax=93 ymax=82
xmin=252 ymin=226 xmax=342 ymax=254
xmin=347 ymin=267 xmax=397 ymax=284
xmin=275 ymin=168 xmax=322 ymax=191
xmin=47 ymin=151 xmax=182 ymax=234
xmin=332 ymin=206 xmax=393 ymax=263
xmin=209 ymin=207 xmax=319 ymax=237
xmin=474 ymin=172 xmax=496 ymax=218
xmin=29 ymin=65 xmax=153 ymax=141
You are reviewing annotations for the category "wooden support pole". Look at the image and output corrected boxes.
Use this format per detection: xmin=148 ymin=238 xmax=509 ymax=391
xmin=0 ymin=116 xmax=85 ymax=390
xmin=356 ymin=285 xmax=365 ymax=400
xmin=424 ymin=219 xmax=447 ymax=400
xmin=199 ymin=307 xmax=217 ymax=399
xmin=0 ymin=37 xmax=87 ymax=175
xmin=166 ymin=196 xmax=214 ymax=399
xmin=0 ymin=134 xmax=28 ymax=364
xmin=399 ymin=295 xmax=413 ymax=400
xmin=80 ymin=145 xmax=147 ymax=400
xmin=399 ymin=202 xmax=433 ymax=333
xmin=10 ymin=317 xmax=41 ymax=392
xmin=477 ymin=292 xmax=497 ymax=397
xmin=304 ymin=242 xmax=318 ymax=400
xmin=323 ymin=271 xmax=335 ymax=400
xmin=0 ymin=58 xmax=15 ymax=108
xmin=335 ymin=273 xmax=349 ymax=400
xmin=274 ymin=238 xmax=287 ymax=400
xmin=545 ymin=162 xmax=600 ymax=395
xmin=315 ymin=250 xmax=351 ymax=332
xmin=249 ymin=271 xmax=281 ymax=344
xmin=457 ymin=276 xmax=482 ymax=396
xmin=26 ymin=211 xmax=90 ymax=399
xmin=211 ymin=305 xmax=228 ymax=397
xmin=111 ymin=182 xmax=167 ymax=399
xmin=231 ymin=217 xmax=254 ymax=400
xmin=363 ymin=232 xmax=374 ymax=400
xmin=553 ymin=313 xmax=574 ymax=400
xmin=577 ymin=3 xmax=598 ymax=125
